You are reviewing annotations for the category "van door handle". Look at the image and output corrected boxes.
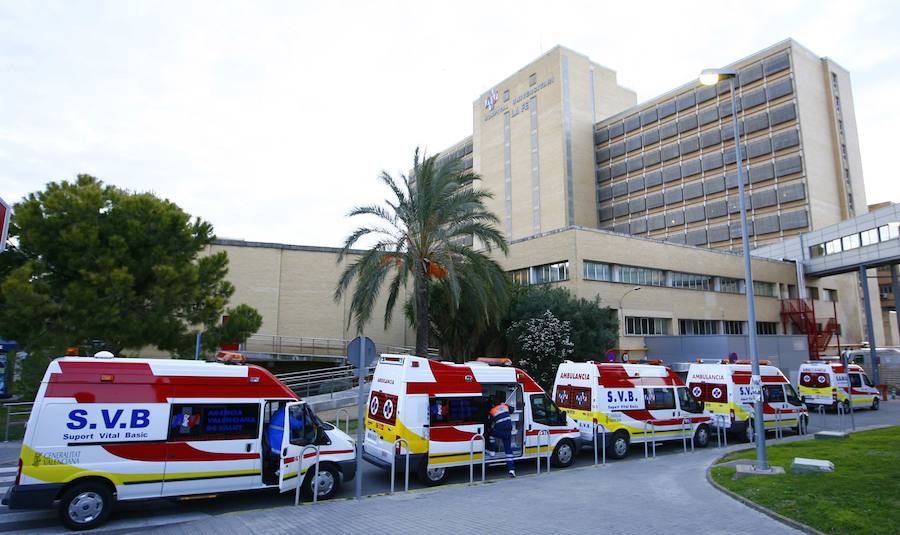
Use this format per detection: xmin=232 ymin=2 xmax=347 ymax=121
xmin=246 ymin=443 xmax=252 ymax=452
xmin=282 ymin=447 xmax=288 ymax=457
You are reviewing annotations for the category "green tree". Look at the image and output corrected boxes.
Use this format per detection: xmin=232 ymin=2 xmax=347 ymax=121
xmin=505 ymin=285 xmax=618 ymax=362
xmin=507 ymin=310 xmax=574 ymax=389
xmin=407 ymin=256 xmax=511 ymax=362
xmin=203 ymin=304 xmax=263 ymax=353
xmin=335 ymin=149 xmax=508 ymax=356
xmin=0 ymin=175 xmax=261 ymax=360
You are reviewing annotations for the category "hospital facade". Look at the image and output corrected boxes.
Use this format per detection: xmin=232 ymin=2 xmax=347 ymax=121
xmin=164 ymin=39 xmax=888 ymax=365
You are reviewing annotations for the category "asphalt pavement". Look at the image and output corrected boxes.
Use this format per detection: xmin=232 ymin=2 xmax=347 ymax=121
xmin=0 ymin=400 xmax=897 ymax=533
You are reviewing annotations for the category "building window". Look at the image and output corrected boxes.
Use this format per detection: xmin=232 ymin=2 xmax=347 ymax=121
xmin=809 ymin=243 xmax=825 ymax=257
xmin=583 ymin=261 xmax=611 ymax=282
xmin=841 ymin=233 xmax=860 ymax=251
xmin=671 ymin=272 xmax=713 ymax=291
xmin=679 ymin=319 xmax=719 ymax=335
xmin=823 ymin=289 xmax=839 ymax=302
xmin=533 ymin=261 xmax=569 ymax=284
xmin=510 ymin=268 xmax=530 ymax=286
xmin=625 ymin=316 xmax=670 ymax=336
xmin=619 ymin=265 xmax=666 ymax=286
xmin=509 ymin=262 xmax=569 ymax=285
xmin=879 ymin=222 xmax=900 ymax=241
xmin=719 ymin=278 xmax=744 ymax=294
xmin=752 ymin=281 xmax=777 ymax=297
xmin=880 ymin=285 xmax=893 ymax=299
xmin=861 ymin=228 xmax=879 ymax=247
xmin=724 ymin=321 xmax=745 ymax=335
xmin=825 ymin=238 xmax=842 ymax=255
xmin=503 ymin=89 xmax=510 ymax=102
xmin=756 ymin=322 xmax=778 ymax=335
xmin=806 ymin=287 xmax=820 ymax=300
xmin=529 ymin=73 xmax=537 ymax=86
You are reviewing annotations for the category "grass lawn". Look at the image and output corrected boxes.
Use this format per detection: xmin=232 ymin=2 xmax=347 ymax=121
xmin=710 ymin=426 xmax=899 ymax=535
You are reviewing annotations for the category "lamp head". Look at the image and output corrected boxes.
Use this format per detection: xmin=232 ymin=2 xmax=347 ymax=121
xmin=699 ymin=68 xmax=737 ymax=86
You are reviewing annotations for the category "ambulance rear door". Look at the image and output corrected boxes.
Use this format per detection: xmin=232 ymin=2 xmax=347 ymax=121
xmin=278 ymin=402 xmax=318 ymax=493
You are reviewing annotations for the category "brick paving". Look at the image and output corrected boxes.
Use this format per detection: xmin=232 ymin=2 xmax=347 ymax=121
xmin=149 ymin=445 xmax=800 ymax=535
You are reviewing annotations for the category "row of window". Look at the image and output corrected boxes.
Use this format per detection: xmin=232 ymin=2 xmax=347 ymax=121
xmin=583 ymin=260 xmax=777 ymax=297
xmin=595 ymin=52 xmax=791 ymax=145
xmin=509 ymin=261 xmax=570 ymax=286
xmin=808 ymin=222 xmax=900 ymax=257
xmin=626 ymin=317 xmax=780 ymax=336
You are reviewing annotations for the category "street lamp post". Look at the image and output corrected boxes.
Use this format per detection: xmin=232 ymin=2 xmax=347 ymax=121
xmin=701 ymin=68 xmax=768 ymax=470
xmin=618 ymin=286 xmax=642 ymax=342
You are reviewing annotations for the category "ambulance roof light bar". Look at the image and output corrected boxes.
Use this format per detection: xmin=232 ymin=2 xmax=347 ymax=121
xmin=733 ymin=359 xmax=770 ymax=365
xmin=473 ymin=357 xmax=512 ymax=367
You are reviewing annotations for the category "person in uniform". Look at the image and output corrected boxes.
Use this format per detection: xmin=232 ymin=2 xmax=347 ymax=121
xmin=488 ymin=392 xmax=516 ymax=478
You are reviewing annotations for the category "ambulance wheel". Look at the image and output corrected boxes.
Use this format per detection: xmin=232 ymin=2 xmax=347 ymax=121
xmin=693 ymin=424 xmax=710 ymax=448
xmin=551 ymin=439 xmax=576 ymax=468
xmin=417 ymin=462 xmax=448 ymax=486
xmin=58 ymin=480 xmax=114 ymax=531
xmin=609 ymin=431 xmax=630 ymax=459
xmin=871 ymin=397 xmax=880 ymax=410
xmin=301 ymin=463 xmax=340 ymax=500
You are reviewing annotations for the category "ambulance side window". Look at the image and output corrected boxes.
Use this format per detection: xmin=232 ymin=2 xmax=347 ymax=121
xmin=644 ymin=388 xmax=675 ymax=410
xmin=762 ymin=385 xmax=785 ymax=403
xmin=849 ymin=374 xmax=862 ymax=388
xmin=169 ymin=403 xmax=260 ymax=442
xmin=784 ymin=384 xmax=801 ymax=406
xmin=429 ymin=397 xmax=484 ymax=426
xmin=862 ymin=374 xmax=874 ymax=387
xmin=530 ymin=394 xmax=567 ymax=426
xmin=676 ymin=387 xmax=703 ymax=414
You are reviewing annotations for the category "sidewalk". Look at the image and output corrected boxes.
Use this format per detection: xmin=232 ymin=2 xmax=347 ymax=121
xmin=149 ymin=445 xmax=800 ymax=535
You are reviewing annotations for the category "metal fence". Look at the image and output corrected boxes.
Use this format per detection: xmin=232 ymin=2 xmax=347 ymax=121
xmin=275 ymin=365 xmax=376 ymax=398
xmin=244 ymin=334 xmax=435 ymax=360
xmin=3 ymin=401 xmax=33 ymax=442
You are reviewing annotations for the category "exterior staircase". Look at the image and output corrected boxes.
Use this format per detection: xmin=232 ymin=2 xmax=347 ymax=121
xmin=780 ymin=299 xmax=840 ymax=359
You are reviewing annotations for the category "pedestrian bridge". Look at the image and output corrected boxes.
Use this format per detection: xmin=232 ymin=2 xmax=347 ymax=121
xmin=752 ymin=203 xmax=900 ymax=277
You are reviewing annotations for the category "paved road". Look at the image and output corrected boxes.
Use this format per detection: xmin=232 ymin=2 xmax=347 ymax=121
xmin=0 ymin=400 xmax=897 ymax=533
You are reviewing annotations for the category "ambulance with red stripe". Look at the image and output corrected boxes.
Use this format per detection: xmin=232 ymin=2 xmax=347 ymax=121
xmin=686 ymin=360 xmax=807 ymax=441
xmin=3 ymin=355 xmax=356 ymax=530
xmin=798 ymin=360 xmax=880 ymax=411
xmin=363 ymin=355 xmax=581 ymax=485
xmin=552 ymin=361 xmax=711 ymax=459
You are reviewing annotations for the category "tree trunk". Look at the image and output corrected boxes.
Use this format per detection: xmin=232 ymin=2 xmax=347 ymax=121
xmin=414 ymin=264 xmax=429 ymax=357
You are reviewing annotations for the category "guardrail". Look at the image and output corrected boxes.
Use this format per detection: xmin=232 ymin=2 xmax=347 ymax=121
xmin=643 ymin=421 xmax=656 ymax=459
xmin=681 ymin=419 xmax=695 ymax=453
xmin=469 ymin=433 xmax=486 ymax=483
xmin=333 ymin=408 xmax=350 ymax=434
xmin=535 ymin=430 xmax=551 ymax=474
xmin=296 ymin=445 xmax=321 ymax=505
xmin=3 ymin=402 xmax=33 ymax=442
xmin=713 ymin=414 xmax=728 ymax=448
xmin=245 ymin=334 xmax=437 ymax=359
xmin=390 ymin=438 xmax=410 ymax=494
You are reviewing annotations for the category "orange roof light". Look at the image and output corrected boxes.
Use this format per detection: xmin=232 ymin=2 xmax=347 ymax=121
xmin=215 ymin=351 xmax=246 ymax=364
xmin=65 ymin=347 xmax=79 ymax=356
xmin=734 ymin=359 xmax=770 ymax=365
xmin=475 ymin=357 xmax=512 ymax=366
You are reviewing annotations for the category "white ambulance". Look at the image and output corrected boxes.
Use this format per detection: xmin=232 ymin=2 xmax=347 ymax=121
xmin=3 ymin=355 xmax=356 ymax=530
xmin=798 ymin=360 xmax=880 ymax=411
xmin=685 ymin=360 xmax=808 ymax=441
xmin=363 ymin=355 xmax=581 ymax=485
xmin=551 ymin=361 xmax=711 ymax=459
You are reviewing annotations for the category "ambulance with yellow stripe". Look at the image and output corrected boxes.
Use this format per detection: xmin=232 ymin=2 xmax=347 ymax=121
xmin=686 ymin=360 xmax=807 ymax=442
xmin=798 ymin=360 xmax=880 ymax=412
xmin=3 ymin=354 xmax=356 ymax=530
xmin=363 ymin=355 xmax=581 ymax=485
xmin=551 ymin=361 xmax=711 ymax=459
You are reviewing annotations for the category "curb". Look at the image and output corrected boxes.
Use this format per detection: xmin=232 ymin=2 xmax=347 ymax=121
xmin=704 ymin=425 xmax=893 ymax=535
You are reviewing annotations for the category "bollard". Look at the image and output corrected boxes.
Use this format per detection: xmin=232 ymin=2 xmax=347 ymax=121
xmin=837 ymin=402 xmax=845 ymax=432
xmin=469 ymin=433 xmax=485 ymax=484
xmin=535 ymin=430 xmax=550 ymax=474
xmin=297 ymin=445 xmax=320 ymax=505
xmin=390 ymin=438 xmax=410 ymax=494
xmin=818 ymin=405 xmax=826 ymax=431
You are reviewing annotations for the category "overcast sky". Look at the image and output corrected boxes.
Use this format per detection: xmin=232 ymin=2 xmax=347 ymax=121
xmin=2 ymin=0 xmax=898 ymax=247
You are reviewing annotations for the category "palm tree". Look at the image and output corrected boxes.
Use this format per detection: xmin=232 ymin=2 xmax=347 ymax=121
xmin=335 ymin=148 xmax=508 ymax=357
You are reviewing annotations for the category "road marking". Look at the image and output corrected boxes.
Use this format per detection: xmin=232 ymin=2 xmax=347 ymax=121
xmin=0 ymin=477 xmax=15 ymax=484
xmin=0 ymin=469 xmax=16 ymax=476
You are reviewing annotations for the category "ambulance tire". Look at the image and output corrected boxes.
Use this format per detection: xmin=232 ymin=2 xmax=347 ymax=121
xmin=551 ymin=439 xmax=576 ymax=468
xmin=417 ymin=461 xmax=448 ymax=486
xmin=58 ymin=480 xmax=114 ymax=531
xmin=871 ymin=397 xmax=880 ymax=410
xmin=301 ymin=463 xmax=340 ymax=500
xmin=609 ymin=431 xmax=630 ymax=459
xmin=693 ymin=424 xmax=710 ymax=448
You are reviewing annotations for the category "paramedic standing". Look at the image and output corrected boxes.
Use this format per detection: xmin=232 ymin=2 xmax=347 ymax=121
xmin=489 ymin=393 xmax=516 ymax=478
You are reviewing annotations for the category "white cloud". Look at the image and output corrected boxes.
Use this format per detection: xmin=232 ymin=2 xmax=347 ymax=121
xmin=1 ymin=0 xmax=898 ymax=247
